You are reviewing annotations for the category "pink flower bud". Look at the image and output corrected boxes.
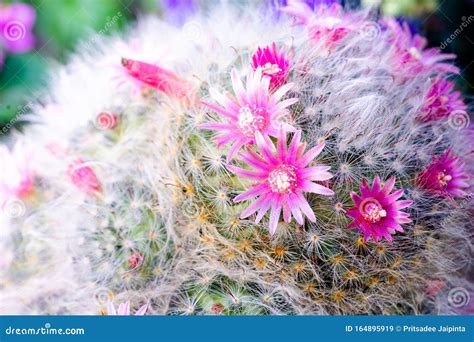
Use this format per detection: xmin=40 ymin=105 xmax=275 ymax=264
xmin=121 ymin=57 xmax=190 ymax=98
xmin=68 ymin=159 xmax=101 ymax=193
xmin=211 ymin=303 xmax=224 ymax=315
xmin=128 ymin=252 xmax=143 ymax=269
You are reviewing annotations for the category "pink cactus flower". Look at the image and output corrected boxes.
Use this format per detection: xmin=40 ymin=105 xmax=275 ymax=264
xmin=384 ymin=18 xmax=459 ymax=78
xmin=347 ymin=176 xmax=412 ymax=242
xmin=418 ymin=77 xmax=467 ymax=123
xmin=121 ymin=57 xmax=190 ymax=98
xmin=251 ymin=42 xmax=290 ymax=89
xmin=0 ymin=141 xmax=34 ymax=203
xmin=280 ymin=0 xmax=314 ymax=26
xmin=68 ymin=159 xmax=101 ymax=194
xmin=200 ymin=67 xmax=298 ymax=161
xmin=417 ymin=148 xmax=469 ymax=198
xmin=128 ymin=252 xmax=143 ymax=269
xmin=230 ymin=129 xmax=334 ymax=235
xmin=211 ymin=303 xmax=225 ymax=315
xmin=281 ymin=0 xmax=351 ymax=47
xmin=107 ymin=301 xmax=148 ymax=316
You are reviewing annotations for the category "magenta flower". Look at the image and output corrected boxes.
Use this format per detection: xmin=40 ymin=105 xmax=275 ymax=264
xmin=0 ymin=3 xmax=36 ymax=67
xmin=417 ymin=149 xmax=469 ymax=198
xmin=107 ymin=301 xmax=148 ymax=316
xmin=200 ymin=68 xmax=298 ymax=161
xmin=418 ymin=77 xmax=467 ymax=123
xmin=68 ymin=159 xmax=101 ymax=194
xmin=251 ymin=42 xmax=290 ymax=89
xmin=385 ymin=19 xmax=459 ymax=77
xmin=0 ymin=141 xmax=34 ymax=203
xmin=347 ymin=176 xmax=412 ymax=242
xmin=230 ymin=129 xmax=334 ymax=235
xmin=281 ymin=0 xmax=351 ymax=47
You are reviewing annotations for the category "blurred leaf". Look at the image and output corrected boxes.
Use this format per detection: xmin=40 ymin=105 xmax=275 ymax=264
xmin=0 ymin=0 xmax=138 ymax=130
xmin=0 ymin=53 xmax=46 ymax=125
xmin=27 ymin=0 xmax=133 ymax=60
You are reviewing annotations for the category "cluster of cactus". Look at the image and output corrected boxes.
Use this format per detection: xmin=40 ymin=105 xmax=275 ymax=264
xmin=0 ymin=0 xmax=472 ymax=315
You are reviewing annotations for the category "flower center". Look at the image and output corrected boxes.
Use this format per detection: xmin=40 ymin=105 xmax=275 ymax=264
xmin=437 ymin=171 xmax=452 ymax=188
xmin=237 ymin=105 xmax=268 ymax=137
xmin=268 ymin=165 xmax=297 ymax=194
xmin=438 ymin=96 xmax=449 ymax=104
xmin=261 ymin=62 xmax=281 ymax=75
xmin=408 ymin=47 xmax=422 ymax=60
xmin=360 ymin=198 xmax=386 ymax=223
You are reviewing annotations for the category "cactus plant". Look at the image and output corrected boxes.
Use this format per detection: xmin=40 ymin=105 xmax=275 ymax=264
xmin=0 ymin=0 xmax=472 ymax=315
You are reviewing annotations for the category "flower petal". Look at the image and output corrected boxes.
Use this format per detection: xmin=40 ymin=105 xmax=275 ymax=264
xmin=271 ymin=82 xmax=294 ymax=103
xmin=269 ymin=202 xmax=282 ymax=235
xmin=240 ymin=193 xmax=270 ymax=218
xmin=107 ymin=302 xmax=117 ymax=315
xmin=202 ymin=100 xmax=236 ymax=119
xmin=234 ymin=183 xmax=268 ymax=202
xmin=294 ymin=191 xmax=316 ymax=222
xmin=226 ymin=138 xmax=247 ymax=162
xmin=256 ymin=194 xmax=273 ymax=223
xmin=288 ymin=193 xmax=304 ymax=225
xmin=380 ymin=176 xmax=396 ymax=195
xmin=135 ymin=303 xmax=148 ymax=316
xmin=297 ymin=143 xmax=325 ymax=167
xmin=227 ymin=165 xmax=267 ymax=180
xmin=300 ymin=180 xmax=334 ymax=196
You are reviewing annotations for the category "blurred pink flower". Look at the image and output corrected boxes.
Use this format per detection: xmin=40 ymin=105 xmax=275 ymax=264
xmin=230 ymin=129 xmax=334 ymax=235
xmin=107 ymin=301 xmax=148 ymax=316
xmin=385 ymin=18 xmax=459 ymax=78
xmin=281 ymin=0 xmax=351 ymax=47
xmin=68 ymin=159 xmax=101 ymax=194
xmin=210 ymin=303 xmax=224 ymax=315
xmin=417 ymin=148 xmax=470 ymax=198
xmin=418 ymin=77 xmax=467 ymax=123
xmin=347 ymin=176 xmax=412 ymax=242
xmin=424 ymin=278 xmax=446 ymax=297
xmin=200 ymin=67 xmax=298 ymax=161
xmin=0 ymin=2 xmax=36 ymax=67
xmin=0 ymin=141 xmax=34 ymax=203
xmin=251 ymin=42 xmax=291 ymax=89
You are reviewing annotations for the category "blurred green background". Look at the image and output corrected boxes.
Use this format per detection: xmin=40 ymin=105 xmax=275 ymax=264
xmin=0 ymin=0 xmax=472 ymax=134
xmin=0 ymin=0 xmax=159 ymax=133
